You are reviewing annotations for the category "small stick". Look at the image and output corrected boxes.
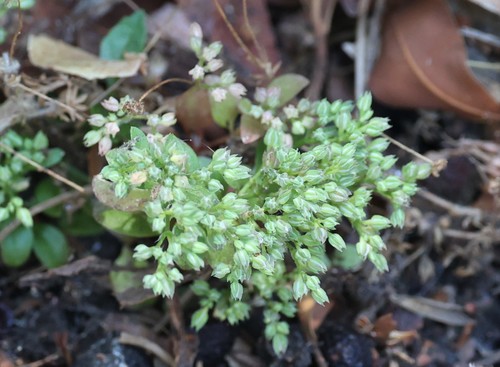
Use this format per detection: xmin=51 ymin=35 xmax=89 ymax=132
xmin=354 ymin=0 xmax=370 ymax=99
xmin=213 ymin=0 xmax=263 ymax=71
xmin=242 ymin=0 xmax=268 ymax=65
xmin=15 ymin=83 xmax=85 ymax=121
xmin=0 ymin=186 xmax=91 ymax=243
xmin=417 ymin=189 xmax=482 ymax=219
xmin=139 ymin=78 xmax=192 ymax=102
xmin=9 ymin=0 xmax=23 ymax=60
xmin=382 ymin=133 xmax=447 ymax=176
xmin=0 ymin=142 xmax=86 ymax=192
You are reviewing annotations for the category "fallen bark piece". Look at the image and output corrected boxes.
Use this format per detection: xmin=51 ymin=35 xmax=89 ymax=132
xmin=28 ymin=34 xmax=146 ymax=80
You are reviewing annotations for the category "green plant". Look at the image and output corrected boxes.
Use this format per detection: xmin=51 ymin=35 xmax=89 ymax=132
xmin=91 ymin=23 xmax=431 ymax=355
xmin=0 ymin=130 xmax=70 ymax=268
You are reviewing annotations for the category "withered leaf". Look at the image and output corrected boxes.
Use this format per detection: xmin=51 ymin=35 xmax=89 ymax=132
xmin=28 ymin=34 xmax=145 ymax=80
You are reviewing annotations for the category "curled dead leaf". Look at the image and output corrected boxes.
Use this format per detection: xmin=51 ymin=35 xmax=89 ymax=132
xmin=28 ymin=34 xmax=146 ymax=80
xmin=369 ymin=0 xmax=500 ymax=121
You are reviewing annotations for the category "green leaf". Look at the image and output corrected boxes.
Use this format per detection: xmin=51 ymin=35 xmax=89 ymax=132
xmin=44 ymin=148 xmax=65 ymax=167
xmin=98 ymin=208 xmax=157 ymax=237
xmin=100 ymin=10 xmax=147 ymax=60
xmin=164 ymin=134 xmax=200 ymax=173
xmin=209 ymin=92 xmax=239 ymax=129
xmin=33 ymin=223 xmax=69 ymax=268
xmin=1 ymin=226 xmax=34 ymax=267
xmin=59 ymin=204 xmax=104 ymax=237
xmin=33 ymin=131 xmax=48 ymax=150
xmin=268 ymin=73 xmax=309 ymax=107
xmin=34 ymin=178 xmax=63 ymax=218
xmin=332 ymin=244 xmax=364 ymax=270
xmin=93 ymin=175 xmax=152 ymax=212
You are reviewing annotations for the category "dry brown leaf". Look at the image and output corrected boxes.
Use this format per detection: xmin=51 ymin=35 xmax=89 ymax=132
xmin=175 ymin=85 xmax=227 ymax=142
xmin=369 ymin=0 xmax=500 ymax=121
xmin=372 ymin=313 xmax=397 ymax=342
xmin=298 ymin=295 xmax=334 ymax=338
xmin=28 ymin=34 xmax=146 ymax=80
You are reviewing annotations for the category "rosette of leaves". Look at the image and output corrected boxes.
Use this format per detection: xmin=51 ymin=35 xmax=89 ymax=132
xmin=93 ymin=91 xmax=430 ymax=354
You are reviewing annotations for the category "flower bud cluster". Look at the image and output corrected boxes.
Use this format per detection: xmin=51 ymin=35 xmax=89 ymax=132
xmin=97 ymin=85 xmax=431 ymax=355
xmin=84 ymin=96 xmax=176 ymax=156
xmin=188 ymin=23 xmax=246 ymax=103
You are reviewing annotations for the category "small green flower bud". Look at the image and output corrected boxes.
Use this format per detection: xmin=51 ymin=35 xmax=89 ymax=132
xmin=192 ymin=241 xmax=209 ymax=254
xmin=234 ymin=250 xmax=250 ymax=268
xmin=416 ymin=163 xmax=432 ymax=179
xmin=305 ymin=275 xmax=321 ymax=291
xmin=311 ymin=288 xmax=328 ymax=305
xmin=368 ymin=138 xmax=390 ymax=152
xmin=356 ymin=238 xmax=370 ymax=258
xmin=357 ymin=92 xmax=372 ymax=114
xmin=307 ymin=257 xmax=327 ymax=273
xmin=264 ymin=128 xmax=282 ymax=148
xmin=390 ymin=207 xmax=405 ymax=228
xmin=134 ymin=244 xmax=153 ymax=261
xmin=212 ymin=263 xmax=231 ymax=278
xmin=316 ymin=99 xmax=329 ymax=117
xmin=380 ymin=155 xmax=398 ymax=171
xmin=365 ymin=215 xmax=391 ymax=231
xmin=369 ymin=252 xmax=388 ymax=272
xmin=231 ymin=282 xmax=243 ymax=300
xmin=328 ymin=233 xmax=346 ymax=251
xmin=335 ymin=112 xmax=350 ymax=131
xmin=83 ymin=130 xmax=102 ymax=147
xmin=364 ymin=117 xmax=391 ymax=136
xmin=293 ymin=277 xmax=308 ymax=300
xmin=186 ymin=253 xmax=204 ymax=270
xmin=114 ymin=181 xmax=128 ymax=198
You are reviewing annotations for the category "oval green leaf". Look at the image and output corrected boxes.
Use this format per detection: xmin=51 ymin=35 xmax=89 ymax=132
xmin=1 ymin=226 xmax=34 ymax=267
xmin=100 ymin=10 xmax=147 ymax=60
xmin=268 ymin=73 xmax=309 ymax=107
xmin=98 ymin=208 xmax=157 ymax=237
xmin=33 ymin=223 xmax=69 ymax=268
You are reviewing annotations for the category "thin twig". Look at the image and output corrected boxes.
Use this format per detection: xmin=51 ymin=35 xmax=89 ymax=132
xmin=382 ymin=133 xmax=447 ymax=176
xmin=9 ymin=0 xmax=23 ymax=60
xmin=139 ymin=78 xmax=192 ymax=102
xmin=354 ymin=0 xmax=370 ymax=99
xmin=213 ymin=0 xmax=263 ymax=71
xmin=119 ymin=332 xmax=174 ymax=366
xmin=121 ymin=0 xmax=140 ymax=11
xmin=0 ymin=142 xmax=86 ymax=192
xmin=242 ymin=0 xmax=268 ymax=64
xmin=0 ymin=186 xmax=91 ymax=243
xmin=15 ymin=83 xmax=85 ymax=121
xmin=417 ymin=189 xmax=482 ymax=219
xmin=19 ymin=353 xmax=59 ymax=367
xmin=89 ymin=79 xmax=124 ymax=107
xmin=467 ymin=60 xmax=500 ymax=71
xmin=304 ymin=0 xmax=337 ymax=100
